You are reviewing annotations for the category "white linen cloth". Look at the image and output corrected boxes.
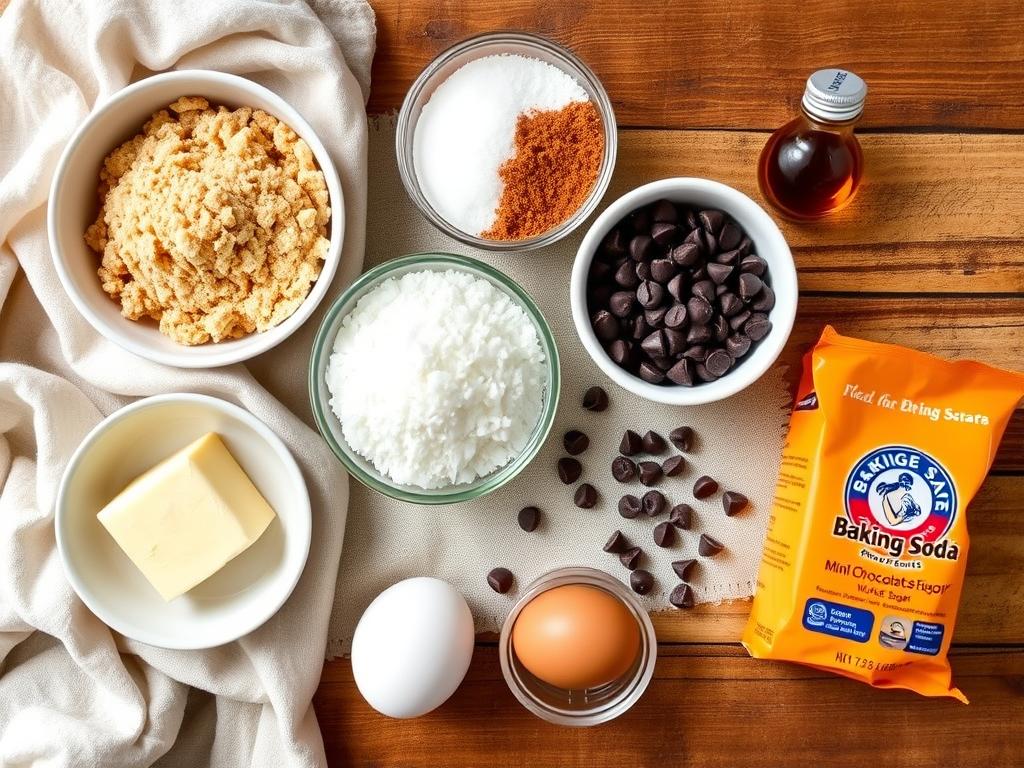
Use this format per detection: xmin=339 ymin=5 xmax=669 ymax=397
xmin=0 ymin=0 xmax=373 ymax=765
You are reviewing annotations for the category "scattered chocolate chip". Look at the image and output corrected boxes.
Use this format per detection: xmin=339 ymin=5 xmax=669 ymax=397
xmin=557 ymin=457 xmax=582 ymax=484
xmin=620 ymin=546 xmax=642 ymax=570
xmin=653 ymin=521 xmax=675 ymax=548
xmin=563 ymin=430 xmax=590 ymax=455
xmin=630 ymin=569 xmax=655 ymax=595
xmin=638 ymin=461 xmax=663 ymax=486
xmin=517 ymin=506 xmax=540 ymax=532
xmin=618 ymin=494 xmax=642 ymax=519
xmin=693 ymin=475 xmax=719 ymax=499
xmin=640 ymin=430 xmax=666 ymax=454
xmin=642 ymin=490 xmax=666 ymax=517
xmin=620 ymin=430 xmax=643 ymax=456
xmin=487 ymin=567 xmax=514 ymax=594
xmin=604 ymin=530 xmax=628 ymax=554
xmin=698 ymin=534 xmax=725 ymax=557
xmin=669 ymin=503 xmax=693 ymax=529
xmin=662 ymin=455 xmax=686 ymax=476
xmin=669 ymin=582 xmax=695 ymax=609
xmin=671 ymin=558 xmax=697 ymax=580
xmin=612 ymin=455 xmax=638 ymax=483
xmin=582 ymin=386 xmax=609 ymax=412
xmin=574 ymin=483 xmax=598 ymax=509
xmin=669 ymin=426 xmax=694 ymax=452
xmin=722 ymin=491 xmax=749 ymax=516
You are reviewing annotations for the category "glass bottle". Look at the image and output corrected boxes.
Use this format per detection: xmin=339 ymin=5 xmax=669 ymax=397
xmin=758 ymin=69 xmax=867 ymax=220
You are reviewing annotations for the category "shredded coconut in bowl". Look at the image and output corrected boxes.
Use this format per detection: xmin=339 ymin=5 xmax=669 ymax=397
xmin=326 ymin=269 xmax=547 ymax=490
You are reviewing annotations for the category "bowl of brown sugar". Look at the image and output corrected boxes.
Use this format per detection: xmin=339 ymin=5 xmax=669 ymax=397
xmin=397 ymin=32 xmax=617 ymax=251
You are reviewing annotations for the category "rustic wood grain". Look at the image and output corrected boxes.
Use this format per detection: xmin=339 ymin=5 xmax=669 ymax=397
xmin=367 ymin=0 xmax=1024 ymax=130
xmin=610 ymin=131 xmax=1024 ymax=293
xmin=316 ymin=645 xmax=1024 ymax=768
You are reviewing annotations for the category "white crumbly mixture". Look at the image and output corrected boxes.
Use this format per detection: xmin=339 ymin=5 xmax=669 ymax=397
xmin=326 ymin=269 xmax=546 ymax=489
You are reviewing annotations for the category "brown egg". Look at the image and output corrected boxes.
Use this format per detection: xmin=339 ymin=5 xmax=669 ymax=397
xmin=511 ymin=584 xmax=641 ymax=690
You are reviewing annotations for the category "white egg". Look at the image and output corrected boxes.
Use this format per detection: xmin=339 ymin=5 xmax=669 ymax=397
xmin=351 ymin=577 xmax=474 ymax=718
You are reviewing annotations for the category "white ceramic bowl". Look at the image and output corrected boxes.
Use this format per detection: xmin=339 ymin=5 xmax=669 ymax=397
xmin=55 ymin=394 xmax=311 ymax=649
xmin=571 ymin=178 xmax=798 ymax=405
xmin=48 ymin=70 xmax=345 ymax=368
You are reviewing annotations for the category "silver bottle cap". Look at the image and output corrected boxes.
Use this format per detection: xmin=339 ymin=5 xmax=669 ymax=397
xmin=802 ymin=68 xmax=867 ymax=123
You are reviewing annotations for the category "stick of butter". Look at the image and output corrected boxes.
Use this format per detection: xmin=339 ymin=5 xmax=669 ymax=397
xmin=97 ymin=432 xmax=276 ymax=601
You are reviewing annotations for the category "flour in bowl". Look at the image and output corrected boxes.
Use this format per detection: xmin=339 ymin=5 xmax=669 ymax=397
xmin=326 ymin=269 xmax=546 ymax=489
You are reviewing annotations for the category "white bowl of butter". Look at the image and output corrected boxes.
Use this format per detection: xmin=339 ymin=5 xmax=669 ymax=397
xmin=55 ymin=393 xmax=311 ymax=649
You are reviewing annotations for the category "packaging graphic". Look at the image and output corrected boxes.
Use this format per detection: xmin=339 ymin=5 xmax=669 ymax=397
xmin=743 ymin=326 xmax=1024 ymax=701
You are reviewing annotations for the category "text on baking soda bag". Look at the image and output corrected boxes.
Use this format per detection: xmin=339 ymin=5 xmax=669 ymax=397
xmin=742 ymin=326 xmax=1024 ymax=701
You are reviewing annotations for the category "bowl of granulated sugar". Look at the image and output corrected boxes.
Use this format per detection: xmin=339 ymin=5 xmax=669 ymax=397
xmin=396 ymin=32 xmax=617 ymax=251
xmin=309 ymin=253 xmax=560 ymax=504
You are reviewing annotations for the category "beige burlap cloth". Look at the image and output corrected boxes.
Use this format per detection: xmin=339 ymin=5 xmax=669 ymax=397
xmin=326 ymin=118 xmax=789 ymax=655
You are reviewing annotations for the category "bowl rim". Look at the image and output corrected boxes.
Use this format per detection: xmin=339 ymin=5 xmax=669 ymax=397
xmin=570 ymin=177 xmax=798 ymax=405
xmin=47 ymin=68 xmax=345 ymax=369
xmin=308 ymin=252 xmax=561 ymax=505
xmin=395 ymin=30 xmax=618 ymax=252
xmin=54 ymin=392 xmax=312 ymax=650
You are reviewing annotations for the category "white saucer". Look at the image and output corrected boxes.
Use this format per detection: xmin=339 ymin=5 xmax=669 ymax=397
xmin=56 ymin=394 xmax=311 ymax=649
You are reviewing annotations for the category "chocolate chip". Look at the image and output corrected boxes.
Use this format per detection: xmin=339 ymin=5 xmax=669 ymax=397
xmin=630 ymin=234 xmax=655 ymax=261
xmin=718 ymin=221 xmax=742 ymax=251
xmin=637 ymin=280 xmax=665 ymax=309
xmin=736 ymin=235 xmax=753 ymax=256
xmin=618 ymin=494 xmax=642 ymax=519
xmin=686 ymin=324 xmax=712 ymax=345
xmin=614 ymin=260 xmax=641 ymax=289
xmin=719 ymin=292 xmax=743 ymax=318
xmin=640 ymin=329 xmax=667 ymax=358
xmin=669 ymin=503 xmax=693 ymax=529
xmin=557 ymin=457 xmax=582 ymax=484
xmin=602 ymin=228 xmax=628 ymax=258
xmin=604 ymin=530 xmax=628 ymax=553
xmin=706 ymin=261 xmax=733 ymax=285
xmin=745 ymin=313 xmax=772 ymax=341
xmin=740 ymin=254 xmax=767 ymax=276
xmin=752 ymin=284 xmax=775 ymax=312
xmin=669 ymin=582 xmax=695 ymax=609
xmin=669 ymin=426 xmax=694 ymax=452
xmin=726 ymin=334 xmax=751 ymax=358
xmin=663 ymin=455 xmax=686 ymax=476
xmin=671 ymin=558 xmax=697 ymax=580
xmin=635 ymin=261 xmax=651 ymax=281
xmin=612 ymin=456 xmax=638 ymax=482
xmin=487 ymin=567 xmax=514 ymax=593
xmin=574 ymin=483 xmax=598 ymax=509
xmin=692 ymin=279 xmax=716 ymax=304
xmin=653 ymin=521 xmax=675 ymax=548
xmin=620 ymin=430 xmax=642 ymax=456
xmin=630 ymin=569 xmax=654 ymax=594
xmin=651 ymin=355 xmax=675 ymax=372
xmin=715 ymin=248 xmax=741 ymax=266
xmin=699 ymin=209 xmax=724 ymax=234
xmin=642 ymin=430 xmax=667 ymax=454
xmin=644 ymin=305 xmax=668 ymax=328
xmin=651 ymin=199 xmax=678 ymax=223
xmin=738 ymin=272 xmax=763 ymax=302
xmin=698 ymin=534 xmax=725 ymax=557
xmin=682 ymin=345 xmax=706 ymax=361
xmin=642 ymin=490 xmax=666 ymax=517
xmin=632 ymin=314 xmax=651 ymax=340
xmin=620 ymin=546 xmax=642 ymax=570
xmin=705 ymin=349 xmax=733 ymax=377
xmin=650 ymin=258 xmax=677 ymax=283
xmin=712 ymin=314 xmax=729 ymax=343
xmin=728 ymin=308 xmax=752 ymax=332
xmin=670 ymin=241 xmax=700 ymax=266
xmin=563 ymin=430 xmax=589 ymax=455
xmin=664 ymin=328 xmax=687 ymax=357
xmin=591 ymin=310 xmax=619 ymax=341
xmin=638 ymin=361 xmax=665 ymax=383
xmin=651 ymin=222 xmax=680 ymax=246
xmin=638 ymin=461 xmax=663 ymax=486
xmin=607 ymin=338 xmax=633 ymax=366
xmin=517 ymin=506 xmax=540 ymax=532
xmin=694 ymin=362 xmax=714 ymax=382
xmin=686 ymin=296 xmax=712 ymax=325
xmin=630 ymin=207 xmax=652 ymax=234
xmin=582 ymin=386 xmax=609 ymax=412
xmin=666 ymin=359 xmax=694 ymax=386
xmin=722 ymin=490 xmax=749 ymax=516
xmin=666 ymin=274 xmax=687 ymax=303
xmin=609 ymin=291 xmax=636 ymax=317
xmin=693 ymin=475 xmax=719 ymax=498
xmin=664 ymin=303 xmax=688 ymax=329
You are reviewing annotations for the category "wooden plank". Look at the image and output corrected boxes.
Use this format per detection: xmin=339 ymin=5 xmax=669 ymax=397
xmin=316 ymin=645 xmax=1024 ymax=768
xmin=607 ymin=131 xmax=1024 ymax=294
xmin=367 ymin=0 xmax=1024 ymax=130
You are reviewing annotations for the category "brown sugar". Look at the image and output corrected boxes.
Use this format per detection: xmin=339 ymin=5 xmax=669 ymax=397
xmin=483 ymin=101 xmax=604 ymax=241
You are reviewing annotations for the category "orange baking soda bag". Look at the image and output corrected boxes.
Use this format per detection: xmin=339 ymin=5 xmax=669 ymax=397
xmin=743 ymin=326 xmax=1024 ymax=701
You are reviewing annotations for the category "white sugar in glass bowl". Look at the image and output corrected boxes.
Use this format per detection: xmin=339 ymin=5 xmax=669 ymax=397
xmin=48 ymin=69 xmax=344 ymax=369
xmin=571 ymin=178 xmax=798 ymax=405
xmin=55 ymin=394 xmax=311 ymax=649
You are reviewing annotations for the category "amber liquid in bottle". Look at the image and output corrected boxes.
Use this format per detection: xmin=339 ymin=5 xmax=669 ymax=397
xmin=758 ymin=113 xmax=863 ymax=220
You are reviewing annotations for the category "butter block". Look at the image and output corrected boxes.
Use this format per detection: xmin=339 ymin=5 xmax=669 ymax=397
xmin=97 ymin=432 xmax=276 ymax=601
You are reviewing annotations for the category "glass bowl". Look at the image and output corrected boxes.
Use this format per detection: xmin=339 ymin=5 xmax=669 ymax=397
xmin=308 ymin=253 xmax=560 ymax=504
xmin=499 ymin=567 xmax=658 ymax=726
xmin=395 ymin=31 xmax=617 ymax=251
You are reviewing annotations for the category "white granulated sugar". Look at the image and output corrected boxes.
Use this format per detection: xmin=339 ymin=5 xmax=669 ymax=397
xmin=412 ymin=54 xmax=590 ymax=236
xmin=326 ymin=269 xmax=546 ymax=490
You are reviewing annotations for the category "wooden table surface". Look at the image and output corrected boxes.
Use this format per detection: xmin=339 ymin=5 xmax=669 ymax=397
xmin=315 ymin=1 xmax=1024 ymax=765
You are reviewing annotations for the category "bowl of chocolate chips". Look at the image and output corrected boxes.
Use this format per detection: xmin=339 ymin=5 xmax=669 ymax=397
xmin=571 ymin=178 xmax=797 ymax=405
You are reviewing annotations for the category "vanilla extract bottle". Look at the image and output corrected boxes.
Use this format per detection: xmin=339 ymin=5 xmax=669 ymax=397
xmin=758 ymin=68 xmax=867 ymax=220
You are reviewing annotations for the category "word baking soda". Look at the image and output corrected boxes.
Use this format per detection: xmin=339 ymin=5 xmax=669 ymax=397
xmin=412 ymin=54 xmax=591 ymax=237
xmin=326 ymin=269 xmax=546 ymax=489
